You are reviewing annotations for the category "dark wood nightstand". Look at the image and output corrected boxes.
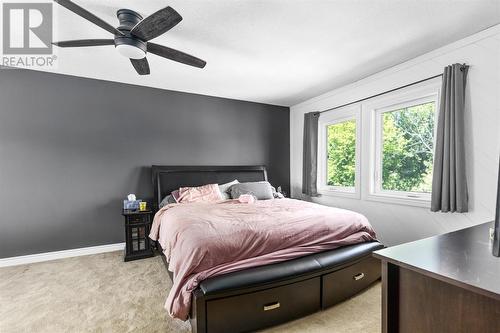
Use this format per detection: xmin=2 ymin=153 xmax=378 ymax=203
xmin=122 ymin=209 xmax=154 ymax=262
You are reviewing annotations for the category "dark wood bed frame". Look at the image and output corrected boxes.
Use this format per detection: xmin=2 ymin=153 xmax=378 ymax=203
xmin=152 ymin=165 xmax=383 ymax=333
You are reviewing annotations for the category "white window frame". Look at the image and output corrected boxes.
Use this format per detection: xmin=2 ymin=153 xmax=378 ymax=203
xmin=365 ymin=81 xmax=441 ymax=207
xmin=317 ymin=104 xmax=361 ymax=198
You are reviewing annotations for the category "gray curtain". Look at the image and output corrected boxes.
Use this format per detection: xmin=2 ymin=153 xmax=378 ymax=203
xmin=302 ymin=112 xmax=320 ymax=196
xmin=431 ymin=64 xmax=469 ymax=212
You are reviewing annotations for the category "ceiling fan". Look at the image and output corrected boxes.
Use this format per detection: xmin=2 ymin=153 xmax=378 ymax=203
xmin=52 ymin=0 xmax=207 ymax=75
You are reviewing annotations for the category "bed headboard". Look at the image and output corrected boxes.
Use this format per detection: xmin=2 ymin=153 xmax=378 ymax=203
xmin=151 ymin=165 xmax=268 ymax=210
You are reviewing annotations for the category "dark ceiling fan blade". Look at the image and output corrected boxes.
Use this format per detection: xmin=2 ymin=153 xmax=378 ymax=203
xmin=54 ymin=0 xmax=123 ymax=36
xmin=130 ymin=6 xmax=182 ymax=41
xmin=130 ymin=58 xmax=150 ymax=75
xmin=53 ymin=39 xmax=115 ymax=47
xmin=147 ymin=43 xmax=206 ymax=69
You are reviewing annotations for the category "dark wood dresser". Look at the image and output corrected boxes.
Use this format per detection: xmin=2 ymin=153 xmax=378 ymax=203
xmin=374 ymin=222 xmax=500 ymax=333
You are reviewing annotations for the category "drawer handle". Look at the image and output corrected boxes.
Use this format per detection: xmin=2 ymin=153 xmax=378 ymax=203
xmin=353 ymin=273 xmax=365 ymax=281
xmin=263 ymin=302 xmax=280 ymax=311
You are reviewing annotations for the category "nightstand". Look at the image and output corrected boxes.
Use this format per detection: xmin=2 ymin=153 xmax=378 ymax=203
xmin=122 ymin=209 xmax=154 ymax=262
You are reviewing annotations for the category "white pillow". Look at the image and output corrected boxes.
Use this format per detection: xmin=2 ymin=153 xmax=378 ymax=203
xmin=219 ymin=180 xmax=239 ymax=200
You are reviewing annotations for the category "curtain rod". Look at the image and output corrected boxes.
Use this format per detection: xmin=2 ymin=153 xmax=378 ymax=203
xmin=318 ymin=73 xmax=443 ymax=114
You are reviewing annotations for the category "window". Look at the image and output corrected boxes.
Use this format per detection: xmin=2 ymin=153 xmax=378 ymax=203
xmin=315 ymin=79 xmax=440 ymax=206
xmin=318 ymin=105 xmax=361 ymax=197
xmin=370 ymin=90 xmax=439 ymax=205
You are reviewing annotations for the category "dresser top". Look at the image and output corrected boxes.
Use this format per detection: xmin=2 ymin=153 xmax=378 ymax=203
xmin=374 ymin=222 xmax=500 ymax=300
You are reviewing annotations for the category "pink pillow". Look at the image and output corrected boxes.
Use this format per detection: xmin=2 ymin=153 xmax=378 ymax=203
xmin=238 ymin=194 xmax=256 ymax=204
xmin=171 ymin=190 xmax=180 ymax=202
xmin=177 ymin=184 xmax=223 ymax=203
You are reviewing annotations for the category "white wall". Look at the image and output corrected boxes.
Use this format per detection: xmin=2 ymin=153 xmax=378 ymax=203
xmin=290 ymin=25 xmax=500 ymax=246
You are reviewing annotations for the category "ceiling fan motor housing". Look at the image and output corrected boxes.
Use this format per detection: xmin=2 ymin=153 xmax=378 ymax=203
xmin=116 ymin=9 xmax=143 ymax=31
xmin=115 ymin=9 xmax=146 ymax=56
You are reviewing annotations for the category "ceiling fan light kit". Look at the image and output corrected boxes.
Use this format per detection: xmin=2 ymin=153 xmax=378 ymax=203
xmin=115 ymin=42 xmax=146 ymax=59
xmin=52 ymin=0 xmax=206 ymax=75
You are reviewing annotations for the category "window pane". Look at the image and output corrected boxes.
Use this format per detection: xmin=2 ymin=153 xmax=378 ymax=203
xmin=381 ymin=101 xmax=435 ymax=193
xmin=327 ymin=120 xmax=356 ymax=187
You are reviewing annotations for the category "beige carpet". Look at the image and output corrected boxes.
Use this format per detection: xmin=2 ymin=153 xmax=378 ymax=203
xmin=0 ymin=251 xmax=380 ymax=333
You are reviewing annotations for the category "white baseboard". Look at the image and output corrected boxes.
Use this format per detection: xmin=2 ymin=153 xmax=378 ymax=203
xmin=0 ymin=243 xmax=125 ymax=268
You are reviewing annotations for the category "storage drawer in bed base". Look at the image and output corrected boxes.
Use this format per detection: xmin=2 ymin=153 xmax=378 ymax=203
xmin=322 ymin=255 xmax=381 ymax=308
xmin=206 ymin=277 xmax=320 ymax=333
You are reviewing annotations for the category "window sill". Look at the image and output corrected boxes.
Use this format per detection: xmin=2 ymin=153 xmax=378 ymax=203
xmin=318 ymin=188 xmax=360 ymax=199
xmin=365 ymin=193 xmax=431 ymax=208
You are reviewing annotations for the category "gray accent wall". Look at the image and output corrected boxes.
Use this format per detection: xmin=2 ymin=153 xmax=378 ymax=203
xmin=0 ymin=69 xmax=290 ymax=258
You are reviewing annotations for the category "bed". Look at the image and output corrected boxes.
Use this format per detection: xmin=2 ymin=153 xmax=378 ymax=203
xmin=151 ymin=165 xmax=384 ymax=333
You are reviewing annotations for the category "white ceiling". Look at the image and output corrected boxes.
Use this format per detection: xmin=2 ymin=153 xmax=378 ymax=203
xmin=37 ymin=1 xmax=500 ymax=105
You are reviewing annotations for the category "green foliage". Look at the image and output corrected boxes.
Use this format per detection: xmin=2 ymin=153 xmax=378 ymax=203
xmin=327 ymin=120 xmax=356 ymax=187
xmin=325 ymin=102 xmax=435 ymax=193
xmin=381 ymin=102 xmax=435 ymax=192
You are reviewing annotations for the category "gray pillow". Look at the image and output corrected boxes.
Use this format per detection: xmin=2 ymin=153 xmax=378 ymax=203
xmin=159 ymin=194 xmax=177 ymax=208
xmin=229 ymin=181 xmax=274 ymax=200
xmin=218 ymin=180 xmax=239 ymax=200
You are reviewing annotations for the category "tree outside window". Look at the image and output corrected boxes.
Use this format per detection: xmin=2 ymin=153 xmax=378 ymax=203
xmin=326 ymin=120 xmax=356 ymax=187
xmin=381 ymin=102 xmax=435 ymax=193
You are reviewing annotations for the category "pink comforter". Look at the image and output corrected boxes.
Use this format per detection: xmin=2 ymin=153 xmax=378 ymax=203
xmin=149 ymin=198 xmax=376 ymax=320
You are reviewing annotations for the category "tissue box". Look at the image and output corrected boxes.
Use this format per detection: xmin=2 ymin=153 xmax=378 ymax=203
xmin=123 ymin=200 xmax=140 ymax=210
